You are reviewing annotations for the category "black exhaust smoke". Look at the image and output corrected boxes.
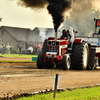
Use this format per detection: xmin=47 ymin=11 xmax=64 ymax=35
xmin=17 ymin=0 xmax=94 ymax=32
xmin=47 ymin=0 xmax=71 ymax=32
xmin=17 ymin=0 xmax=72 ymax=32
xmin=17 ymin=0 xmax=48 ymax=8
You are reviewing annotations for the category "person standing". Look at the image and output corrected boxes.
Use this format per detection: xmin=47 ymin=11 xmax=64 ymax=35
xmin=2 ymin=43 xmax=6 ymax=55
xmin=6 ymin=43 xmax=10 ymax=54
xmin=18 ymin=45 xmax=22 ymax=56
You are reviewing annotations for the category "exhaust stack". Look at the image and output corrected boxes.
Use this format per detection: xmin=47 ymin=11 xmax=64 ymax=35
xmin=55 ymin=32 xmax=57 ymax=40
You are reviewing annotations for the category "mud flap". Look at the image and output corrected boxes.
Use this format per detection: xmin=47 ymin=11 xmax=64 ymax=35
xmin=88 ymin=47 xmax=96 ymax=69
xmin=95 ymin=57 xmax=99 ymax=67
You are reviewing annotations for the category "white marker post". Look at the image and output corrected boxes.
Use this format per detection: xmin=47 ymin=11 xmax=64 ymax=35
xmin=53 ymin=74 xmax=60 ymax=98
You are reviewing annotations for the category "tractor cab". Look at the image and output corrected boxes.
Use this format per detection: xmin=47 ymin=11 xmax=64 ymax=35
xmin=58 ymin=26 xmax=75 ymax=42
xmin=58 ymin=26 xmax=77 ymax=48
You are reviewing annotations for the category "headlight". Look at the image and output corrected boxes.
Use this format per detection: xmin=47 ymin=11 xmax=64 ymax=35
xmin=52 ymin=41 xmax=56 ymax=45
xmin=48 ymin=41 xmax=59 ymax=46
xmin=56 ymin=42 xmax=59 ymax=46
xmin=48 ymin=41 xmax=52 ymax=45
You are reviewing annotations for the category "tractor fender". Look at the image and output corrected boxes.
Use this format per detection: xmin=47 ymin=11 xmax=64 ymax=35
xmin=74 ymin=38 xmax=83 ymax=43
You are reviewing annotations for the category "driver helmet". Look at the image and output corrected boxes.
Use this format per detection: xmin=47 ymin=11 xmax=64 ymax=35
xmin=62 ymin=29 xmax=67 ymax=35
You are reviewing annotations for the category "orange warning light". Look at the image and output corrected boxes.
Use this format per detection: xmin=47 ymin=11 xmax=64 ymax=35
xmin=97 ymin=20 xmax=100 ymax=26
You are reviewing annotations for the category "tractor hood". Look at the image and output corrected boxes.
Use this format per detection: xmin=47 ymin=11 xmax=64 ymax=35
xmin=47 ymin=37 xmax=69 ymax=46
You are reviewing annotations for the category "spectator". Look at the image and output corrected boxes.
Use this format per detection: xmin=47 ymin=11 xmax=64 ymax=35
xmin=2 ymin=43 xmax=6 ymax=55
xmin=37 ymin=44 xmax=42 ymax=52
xmin=18 ymin=45 xmax=22 ymax=56
xmin=6 ymin=43 xmax=10 ymax=54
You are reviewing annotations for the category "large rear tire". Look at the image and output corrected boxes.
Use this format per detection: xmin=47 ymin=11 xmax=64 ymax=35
xmin=37 ymin=52 xmax=43 ymax=69
xmin=62 ymin=54 xmax=71 ymax=70
xmin=27 ymin=45 xmax=36 ymax=55
xmin=71 ymin=42 xmax=89 ymax=70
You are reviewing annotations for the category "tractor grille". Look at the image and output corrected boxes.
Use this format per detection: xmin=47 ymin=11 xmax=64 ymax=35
xmin=49 ymin=46 xmax=58 ymax=52
xmin=48 ymin=41 xmax=59 ymax=46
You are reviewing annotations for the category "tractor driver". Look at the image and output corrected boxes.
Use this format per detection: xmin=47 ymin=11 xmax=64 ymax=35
xmin=60 ymin=29 xmax=71 ymax=40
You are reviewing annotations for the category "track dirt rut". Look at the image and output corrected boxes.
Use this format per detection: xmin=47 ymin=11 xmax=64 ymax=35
xmin=0 ymin=62 xmax=100 ymax=98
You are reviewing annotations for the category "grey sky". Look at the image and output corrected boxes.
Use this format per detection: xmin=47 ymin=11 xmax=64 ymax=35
xmin=0 ymin=0 xmax=100 ymax=29
xmin=0 ymin=0 xmax=53 ymax=29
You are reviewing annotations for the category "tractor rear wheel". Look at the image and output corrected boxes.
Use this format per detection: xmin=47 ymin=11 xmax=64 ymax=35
xmin=37 ymin=52 xmax=44 ymax=69
xmin=62 ymin=54 xmax=71 ymax=70
xmin=27 ymin=45 xmax=36 ymax=55
xmin=71 ymin=42 xmax=89 ymax=70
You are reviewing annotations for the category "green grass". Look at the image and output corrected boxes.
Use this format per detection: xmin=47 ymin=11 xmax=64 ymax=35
xmin=0 ymin=53 xmax=37 ymax=62
xmin=0 ymin=60 xmax=34 ymax=63
xmin=17 ymin=86 xmax=100 ymax=100
xmin=0 ymin=53 xmax=37 ymax=58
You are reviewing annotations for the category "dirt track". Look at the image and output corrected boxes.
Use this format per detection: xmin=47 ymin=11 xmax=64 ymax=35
xmin=0 ymin=57 xmax=100 ymax=98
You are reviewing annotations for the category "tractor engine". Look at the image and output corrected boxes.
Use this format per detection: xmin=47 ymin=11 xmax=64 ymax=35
xmin=37 ymin=26 xmax=75 ymax=70
xmin=44 ymin=37 xmax=69 ymax=63
xmin=37 ymin=36 xmax=71 ymax=70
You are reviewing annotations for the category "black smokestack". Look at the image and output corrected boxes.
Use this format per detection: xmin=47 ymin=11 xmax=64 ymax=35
xmin=47 ymin=0 xmax=71 ymax=32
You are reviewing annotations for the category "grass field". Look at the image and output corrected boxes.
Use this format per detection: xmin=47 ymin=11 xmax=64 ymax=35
xmin=0 ymin=60 xmax=34 ymax=63
xmin=0 ymin=53 xmax=37 ymax=62
xmin=0 ymin=53 xmax=37 ymax=58
xmin=17 ymin=86 xmax=100 ymax=100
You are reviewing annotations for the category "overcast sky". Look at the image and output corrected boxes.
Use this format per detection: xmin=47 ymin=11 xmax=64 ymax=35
xmin=0 ymin=0 xmax=100 ymax=29
xmin=0 ymin=0 xmax=53 ymax=29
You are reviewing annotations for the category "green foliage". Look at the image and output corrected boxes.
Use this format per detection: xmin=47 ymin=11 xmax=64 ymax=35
xmin=14 ymin=49 xmax=19 ymax=53
xmin=10 ymin=46 xmax=14 ymax=53
xmin=17 ymin=86 xmax=100 ymax=100
xmin=10 ymin=46 xmax=19 ymax=53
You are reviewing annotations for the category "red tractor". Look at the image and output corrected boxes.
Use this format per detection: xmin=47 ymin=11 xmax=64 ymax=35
xmin=27 ymin=42 xmax=42 ymax=55
xmin=37 ymin=26 xmax=99 ymax=70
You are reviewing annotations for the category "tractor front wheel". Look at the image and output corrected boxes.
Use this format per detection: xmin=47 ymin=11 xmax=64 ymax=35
xmin=62 ymin=54 xmax=71 ymax=70
xmin=37 ymin=52 xmax=43 ymax=69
